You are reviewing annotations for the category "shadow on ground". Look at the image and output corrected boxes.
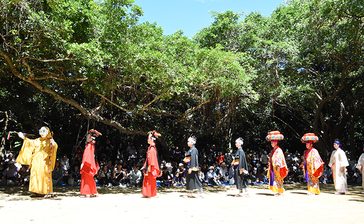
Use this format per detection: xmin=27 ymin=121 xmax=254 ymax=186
xmin=1 ymin=184 xmax=363 ymax=202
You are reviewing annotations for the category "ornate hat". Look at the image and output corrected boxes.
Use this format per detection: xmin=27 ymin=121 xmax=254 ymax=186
xmin=148 ymin=130 xmax=161 ymax=141
xmin=266 ymin=131 xmax=284 ymax=141
xmin=88 ymin=129 xmax=102 ymax=137
xmin=301 ymin=133 xmax=318 ymax=143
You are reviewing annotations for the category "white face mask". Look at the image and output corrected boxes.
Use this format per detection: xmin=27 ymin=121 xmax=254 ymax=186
xmin=39 ymin=127 xmax=49 ymax=138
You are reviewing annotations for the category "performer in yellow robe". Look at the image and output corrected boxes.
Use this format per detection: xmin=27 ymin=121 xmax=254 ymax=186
xmin=16 ymin=126 xmax=58 ymax=196
xmin=266 ymin=131 xmax=288 ymax=195
xmin=301 ymin=133 xmax=324 ymax=195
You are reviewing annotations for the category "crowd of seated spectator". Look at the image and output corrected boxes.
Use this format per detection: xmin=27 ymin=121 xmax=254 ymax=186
xmin=1 ymin=143 xmax=363 ymax=189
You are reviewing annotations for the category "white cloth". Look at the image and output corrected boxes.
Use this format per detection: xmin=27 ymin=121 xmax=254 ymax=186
xmin=356 ymin=153 xmax=364 ymax=190
xmin=328 ymin=148 xmax=349 ymax=193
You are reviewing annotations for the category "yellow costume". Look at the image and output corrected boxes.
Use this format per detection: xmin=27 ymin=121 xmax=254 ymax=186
xmin=266 ymin=131 xmax=288 ymax=194
xmin=267 ymin=147 xmax=288 ymax=194
xmin=301 ymin=133 xmax=324 ymax=195
xmin=16 ymin=127 xmax=58 ymax=195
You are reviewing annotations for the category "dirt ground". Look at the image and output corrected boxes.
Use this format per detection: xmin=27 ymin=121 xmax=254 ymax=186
xmin=1 ymin=184 xmax=363 ymax=224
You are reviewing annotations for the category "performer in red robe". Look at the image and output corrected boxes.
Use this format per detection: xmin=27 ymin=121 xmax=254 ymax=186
xmin=80 ymin=129 xmax=101 ymax=197
xmin=142 ymin=130 xmax=161 ymax=198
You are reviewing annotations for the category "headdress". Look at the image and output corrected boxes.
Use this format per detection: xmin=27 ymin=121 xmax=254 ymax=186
xmin=88 ymin=129 xmax=102 ymax=137
xmin=301 ymin=133 xmax=318 ymax=143
xmin=334 ymin=139 xmax=342 ymax=147
xmin=148 ymin=130 xmax=161 ymax=141
xmin=266 ymin=131 xmax=284 ymax=141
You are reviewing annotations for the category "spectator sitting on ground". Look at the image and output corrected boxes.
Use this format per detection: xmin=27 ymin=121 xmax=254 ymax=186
xmin=60 ymin=155 xmax=70 ymax=172
xmin=206 ymin=166 xmax=221 ymax=186
xmin=52 ymin=160 xmax=64 ymax=186
xmin=112 ymin=162 xmax=127 ymax=187
xmin=2 ymin=159 xmax=20 ymax=186
xmin=97 ymin=165 xmax=112 ymax=187
xmin=218 ymin=162 xmax=229 ymax=185
xmin=159 ymin=165 xmax=174 ymax=187
xmin=174 ymin=163 xmax=186 ymax=187
xmin=68 ymin=165 xmax=80 ymax=186
xmin=127 ymin=165 xmax=142 ymax=187
xmin=17 ymin=165 xmax=30 ymax=186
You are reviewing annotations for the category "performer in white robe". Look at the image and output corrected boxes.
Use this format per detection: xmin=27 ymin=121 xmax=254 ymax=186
xmin=328 ymin=139 xmax=349 ymax=194
xmin=355 ymin=146 xmax=364 ymax=192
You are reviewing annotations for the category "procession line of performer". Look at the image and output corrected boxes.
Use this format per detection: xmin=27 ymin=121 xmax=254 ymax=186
xmin=14 ymin=126 xmax=360 ymax=198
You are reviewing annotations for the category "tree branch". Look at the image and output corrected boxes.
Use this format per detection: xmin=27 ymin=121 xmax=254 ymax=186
xmin=94 ymin=92 xmax=131 ymax=113
xmin=23 ymin=56 xmax=74 ymax=63
xmin=178 ymin=99 xmax=211 ymax=122
xmin=141 ymin=95 xmax=161 ymax=111
xmin=0 ymin=50 xmax=145 ymax=136
xmin=33 ymin=70 xmax=88 ymax=82
xmin=273 ymin=114 xmax=301 ymax=138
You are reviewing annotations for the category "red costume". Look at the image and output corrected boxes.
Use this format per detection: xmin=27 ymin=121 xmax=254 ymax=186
xmin=142 ymin=131 xmax=161 ymax=198
xmin=80 ymin=129 xmax=101 ymax=196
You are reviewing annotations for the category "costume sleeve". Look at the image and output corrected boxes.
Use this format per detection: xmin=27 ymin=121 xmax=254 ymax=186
xmin=50 ymin=141 xmax=58 ymax=171
xmin=311 ymin=149 xmax=324 ymax=178
xmin=274 ymin=149 xmax=288 ymax=179
xmin=356 ymin=154 xmax=364 ymax=171
xmin=190 ymin=148 xmax=199 ymax=168
xmin=339 ymin=150 xmax=349 ymax=167
xmin=328 ymin=151 xmax=335 ymax=167
xmin=239 ymin=150 xmax=248 ymax=171
xmin=16 ymin=137 xmax=36 ymax=165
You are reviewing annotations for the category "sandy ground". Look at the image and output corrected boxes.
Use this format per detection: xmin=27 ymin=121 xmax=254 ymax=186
xmin=0 ymin=185 xmax=363 ymax=224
